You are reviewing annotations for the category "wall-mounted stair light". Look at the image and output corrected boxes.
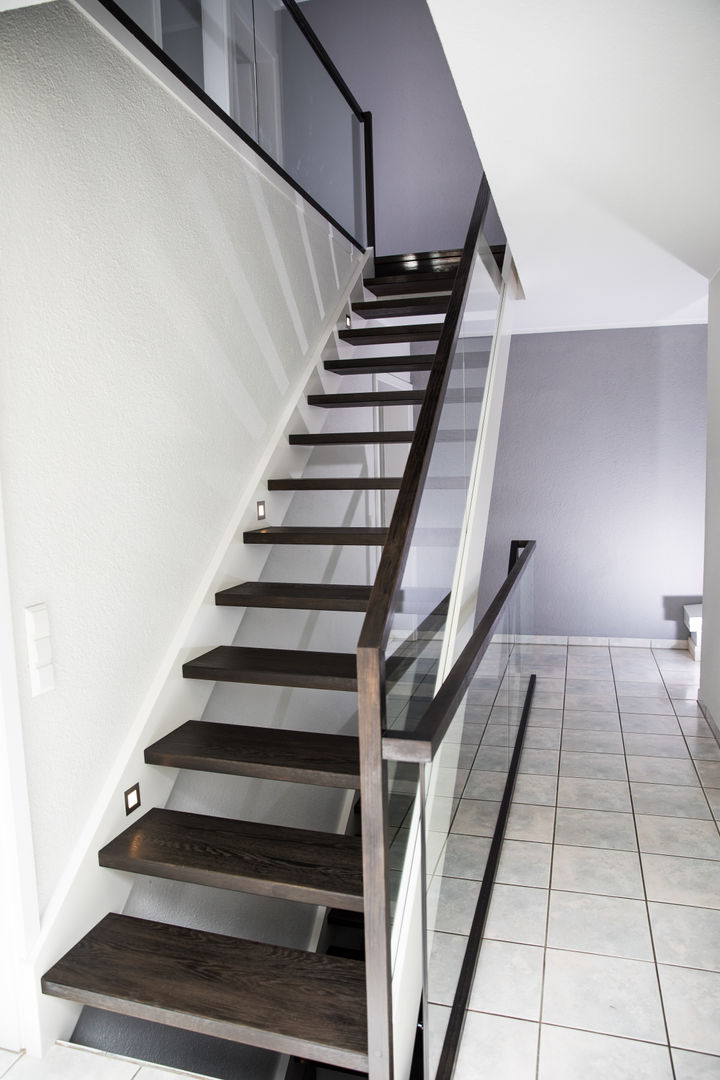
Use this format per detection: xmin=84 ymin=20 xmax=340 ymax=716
xmin=124 ymin=782 xmax=141 ymax=816
xmin=257 ymin=500 xmax=266 ymax=521
xmin=345 ymin=313 xmax=352 ymax=328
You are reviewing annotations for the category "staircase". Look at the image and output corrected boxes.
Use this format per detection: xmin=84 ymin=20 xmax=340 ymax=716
xmin=41 ymin=251 xmax=461 ymax=1075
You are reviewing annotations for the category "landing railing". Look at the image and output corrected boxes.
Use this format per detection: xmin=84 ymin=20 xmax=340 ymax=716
xmin=386 ymin=541 xmax=536 ymax=1079
xmin=357 ymin=173 xmax=534 ymax=1077
xmin=90 ymin=0 xmax=374 ymax=249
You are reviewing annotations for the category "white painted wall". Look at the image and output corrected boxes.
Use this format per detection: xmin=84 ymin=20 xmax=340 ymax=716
xmin=0 ymin=0 xmax=363 ymax=1052
xmin=700 ymin=273 xmax=720 ymax=728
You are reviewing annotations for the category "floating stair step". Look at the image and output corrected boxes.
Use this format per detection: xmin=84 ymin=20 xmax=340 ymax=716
xmin=339 ymin=323 xmax=443 ymax=346
xmin=268 ymin=477 xmax=402 ymax=491
xmin=183 ymin=646 xmax=358 ymax=691
xmin=145 ymin=720 xmax=360 ymax=788
xmin=42 ymin=914 xmax=368 ymax=1072
xmin=289 ymin=431 xmax=414 ymax=446
xmin=373 ymin=249 xmax=462 ymax=276
xmin=307 ymin=390 xmax=424 ymax=409
xmin=99 ymin=808 xmax=364 ymax=911
xmin=243 ymin=526 xmax=388 ymax=545
xmin=363 ymin=271 xmax=455 ymax=297
xmin=352 ymin=296 xmax=450 ymax=319
xmin=324 ymin=354 xmax=435 ymax=376
xmin=216 ymin=581 xmax=372 ymax=611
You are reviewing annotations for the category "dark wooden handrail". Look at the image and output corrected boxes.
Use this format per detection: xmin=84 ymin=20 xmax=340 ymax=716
xmin=382 ymin=540 xmax=536 ymax=762
xmin=357 ymin=175 xmax=492 ymax=658
xmin=282 ymin=0 xmax=367 ymax=120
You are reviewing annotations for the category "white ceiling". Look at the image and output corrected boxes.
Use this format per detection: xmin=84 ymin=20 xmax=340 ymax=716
xmin=427 ymin=0 xmax=720 ymax=333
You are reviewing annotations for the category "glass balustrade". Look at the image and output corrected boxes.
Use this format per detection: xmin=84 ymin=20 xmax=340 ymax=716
xmin=425 ymin=553 xmax=534 ymax=1077
xmin=107 ymin=0 xmax=371 ymax=245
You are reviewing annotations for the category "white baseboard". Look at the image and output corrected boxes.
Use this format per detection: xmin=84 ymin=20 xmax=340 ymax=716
xmin=699 ymin=699 xmax=720 ymax=743
xmin=494 ymin=634 xmax=689 ymax=650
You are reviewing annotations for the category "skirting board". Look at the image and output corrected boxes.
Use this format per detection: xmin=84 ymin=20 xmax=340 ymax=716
xmin=699 ymin=700 xmax=720 ymax=743
xmin=493 ymin=635 xmax=689 ymax=649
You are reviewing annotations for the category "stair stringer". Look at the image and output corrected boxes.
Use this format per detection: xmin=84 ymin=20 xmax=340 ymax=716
xmin=20 ymin=249 xmax=371 ymax=1059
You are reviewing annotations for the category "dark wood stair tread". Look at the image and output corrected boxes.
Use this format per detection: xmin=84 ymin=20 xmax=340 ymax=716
xmin=339 ymin=323 xmax=443 ymax=345
xmin=99 ymin=808 xmax=364 ymax=910
xmin=42 ymin=913 xmax=368 ymax=1070
xmin=373 ymin=249 xmax=462 ymax=276
xmin=216 ymin=581 xmax=372 ymax=610
xmin=183 ymin=646 xmax=358 ymax=691
xmin=352 ymin=296 xmax=450 ymax=319
xmin=363 ymin=271 xmax=455 ymax=297
xmin=243 ymin=526 xmax=388 ymax=545
xmin=289 ymin=431 xmax=414 ymax=445
xmin=145 ymin=720 xmax=360 ymax=788
xmin=307 ymin=390 xmax=424 ymax=408
xmin=324 ymin=354 xmax=435 ymax=375
xmin=268 ymin=477 xmax=402 ymax=491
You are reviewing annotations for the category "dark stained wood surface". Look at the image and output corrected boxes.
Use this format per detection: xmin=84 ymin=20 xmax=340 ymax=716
xmin=373 ymin=250 xmax=462 ymax=276
xmin=99 ymin=808 xmax=364 ymax=910
xmin=307 ymin=390 xmax=424 ymax=409
xmin=338 ymin=323 xmax=444 ymax=345
xmin=42 ymin=914 xmax=368 ymax=1071
xmin=363 ymin=272 xmax=455 ymax=297
xmin=243 ymin=526 xmax=388 ymax=545
xmin=352 ymin=296 xmax=450 ymax=319
xmin=183 ymin=646 xmax=358 ymax=691
xmin=215 ymin=581 xmax=373 ymax=611
xmin=288 ymin=431 xmax=414 ymax=446
xmin=324 ymin=355 xmax=435 ymax=376
xmin=144 ymin=721 xmax=360 ymax=788
xmin=267 ymin=477 xmax=402 ymax=491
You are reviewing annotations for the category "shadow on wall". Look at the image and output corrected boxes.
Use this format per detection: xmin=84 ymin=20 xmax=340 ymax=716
xmin=664 ymin=595 xmax=702 ymax=638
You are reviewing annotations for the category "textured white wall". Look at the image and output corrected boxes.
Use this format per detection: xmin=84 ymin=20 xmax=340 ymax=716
xmin=700 ymin=275 xmax=720 ymax=725
xmin=0 ymin=0 xmax=360 ymax=923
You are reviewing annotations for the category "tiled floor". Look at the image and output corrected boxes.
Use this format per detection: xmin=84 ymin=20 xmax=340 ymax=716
xmin=429 ymin=643 xmax=720 ymax=1079
xmin=4 ymin=645 xmax=716 ymax=1080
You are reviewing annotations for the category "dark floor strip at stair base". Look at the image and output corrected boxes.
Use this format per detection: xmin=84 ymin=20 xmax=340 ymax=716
xmin=99 ymin=808 xmax=364 ymax=910
xmin=145 ymin=721 xmax=361 ymax=788
xmin=42 ymin=914 xmax=368 ymax=1072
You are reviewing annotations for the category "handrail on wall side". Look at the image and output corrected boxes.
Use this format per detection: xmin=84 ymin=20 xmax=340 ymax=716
xmin=383 ymin=540 xmax=537 ymax=763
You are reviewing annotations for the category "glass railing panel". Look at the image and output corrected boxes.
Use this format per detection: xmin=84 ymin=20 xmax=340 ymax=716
xmin=425 ymin=554 xmax=534 ymax=1078
xmin=109 ymin=0 xmax=367 ymax=244
xmin=257 ymin=1 xmax=366 ymax=243
xmin=384 ymin=245 xmax=501 ymax=739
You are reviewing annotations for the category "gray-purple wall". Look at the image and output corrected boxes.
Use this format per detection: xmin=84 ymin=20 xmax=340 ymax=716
xmin=480 ymin=325 xmax=707 ymax=640
xmin=301 ymin=0 xmax=482 ymax=255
